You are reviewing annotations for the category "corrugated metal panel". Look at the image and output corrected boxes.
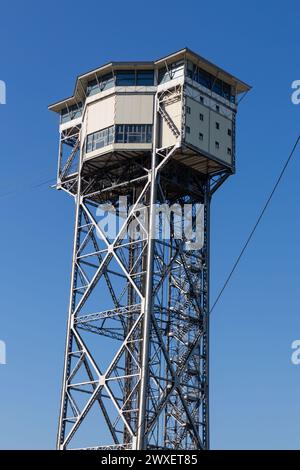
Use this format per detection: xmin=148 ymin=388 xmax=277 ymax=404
xmin=85 ymin=95 xmax=115 ymax=134
xmin=115 ymin=94 xmax=154 ymax=124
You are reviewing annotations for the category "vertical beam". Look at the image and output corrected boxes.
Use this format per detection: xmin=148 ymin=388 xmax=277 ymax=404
xmin=57 ymin=130 xmax=62 ymax=185
xmin=56 ymin=136 xmax=83 ymax=449
xmin=136 ymin=95 xmax=159 ymax=450
xmin=202 ymin=180 xmax=211 ymax=449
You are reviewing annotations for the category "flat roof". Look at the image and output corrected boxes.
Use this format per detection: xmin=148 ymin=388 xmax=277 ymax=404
xmin=49 ymin=47 xmax=251 ymax=113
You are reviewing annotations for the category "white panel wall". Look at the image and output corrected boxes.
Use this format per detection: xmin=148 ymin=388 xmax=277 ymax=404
xmin=209 ymin=110 xmax=233 ymax=164
xmin=115 ymin=94 xmax=154 ymax=124
xmin=85 ymin=95 xmax=115 ymax=135
xmin=185 ymin=96 xmax=234 ymax=166
xmin=185 ymin=98 xmax=209 ymax=154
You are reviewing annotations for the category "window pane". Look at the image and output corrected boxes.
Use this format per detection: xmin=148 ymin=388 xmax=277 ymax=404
xmin=61 ymin=103 xmax=83 ymax=123
xmin=88 ymin=124 xmax=153 ymax=149
xmin=188 ymin=62 xmax=233 ymax=102
xmin=108 ymin=126 xmax=114 ymax=144
xmin=86 ymin=135 xmax=93 ymax=152
xmin=196 ymin=68 xmax=211 ymax=88
xmin=101 ymin=73 xmax=114 ymax=90
xmin=158 ymin=61 xmax=184 ymax=84
xmin=137 ymin=70 xmax=154 ymax=86
xmin=115 ymin=124 xmax=124 ymax=143
xmin=87 ymin=79 xmax=99 ymax=96
xmin=86 ymin=125 xmax=114 ymax=152
xmin=212 ymin=79 xmax=222 ymax=95
xmin=87 ymin=74 xmax=115 ymax=95
xmin=146 ymin=125 xmax=152 ymax=142
xmin=222 ymin=82 xmax=231 ymax=100
xmin=116 ymin=71 xmax=135 ymax=86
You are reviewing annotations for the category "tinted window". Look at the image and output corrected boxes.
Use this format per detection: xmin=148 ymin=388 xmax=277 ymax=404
xmin=116 ymin=71 xmax=135 ymax=86
xmin=137 ymin=70 xmax=154 ymax=86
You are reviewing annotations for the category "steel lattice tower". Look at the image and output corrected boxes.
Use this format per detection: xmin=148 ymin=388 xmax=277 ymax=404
xmin=49 ymin=48 xmax=249 ymax=450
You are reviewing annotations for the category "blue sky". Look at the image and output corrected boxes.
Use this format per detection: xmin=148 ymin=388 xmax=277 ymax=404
xmin=0 ymin=0 xmax=300 ymax=449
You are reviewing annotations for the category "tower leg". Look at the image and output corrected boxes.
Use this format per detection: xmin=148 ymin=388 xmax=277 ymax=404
xmin=57 ymin=152 xmax=83 ymax=449
xmin=136 ymin=98 xmax=159 ymax=450
xmin=56 ymin=89 xmax=212 ymax=450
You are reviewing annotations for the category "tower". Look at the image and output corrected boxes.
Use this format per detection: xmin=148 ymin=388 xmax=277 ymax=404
xmin=49 ymin=48 xmax=250 ymax=450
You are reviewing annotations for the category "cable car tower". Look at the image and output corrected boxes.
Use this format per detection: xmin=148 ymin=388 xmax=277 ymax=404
xmin=49 ymin=48 xmax=249 ymax=450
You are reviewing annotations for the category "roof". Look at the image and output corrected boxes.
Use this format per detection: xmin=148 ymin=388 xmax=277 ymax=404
xmin=49 ymin=47 xmax=251 ymax=113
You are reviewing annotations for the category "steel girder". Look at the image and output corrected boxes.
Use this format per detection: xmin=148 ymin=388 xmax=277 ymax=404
xmin=56 ymin=87 xmax=219 ymax=450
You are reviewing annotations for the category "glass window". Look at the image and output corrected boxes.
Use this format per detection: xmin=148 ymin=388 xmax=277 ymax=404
xmin=87 ymin=73 xmax=114 ymax=96
xmin=127 ymin=124 xmax=141 ymax=143
xmin=187 ymin=61 xmax=194 ymax=79
xmin=186 ymin=106 xmax=191 ymax=114
xmin=113 ymin=70 xmax=155 ymax=87
xmin=146 ymin=125 xmax=152 ymax=143
xmin=87 ymin=79 xmax=99 ymax=96
xmin=116 ymin=124 xmax=125 ymax=143
xmin=199 ymin=132 xmax=204 ymax=141
xmin=137 ymin=70 xmax=154 ymax=86
xmin=101 ymin=73 xmax=114 ymax=90
xmin=86 ymin=125 xmax=114 ymax=153
xmin=158 ymin=60 xmax=184 ymax=84
xmin=215 ymin=141 xmax=220 ymax=149
xmin=86 ymin=124 xmax=153 ymax=153
xmin=199 ymin=113 xmax=204 ymax=121
xmin=223 ymin=82 xmax=231 ymax=100
xmin=216 ymin=122 xmax=220 ymax=130
xmin=115 ymin=124 xmax=152 ymax=143
xmin=86 ymin=69 xmax=154 ymax=91
xmin=186 ymin=126 xmax=190 ymax=134
xmin=94 ymin=129 xmax=109 ymax=150
xmin=61 ymin=103 xmax=83 ymax=123
xmin=116 ymin=71 xmax=135 ymax=86
xmin=227 ymin=147 xmax=232 ymax=155
xmin=197 ymin=68 xmax=212 ymax=89
xmin=187 ymin=61 xmax=235 ymax=102
xmin=108 ymin=126 xmax=114 ymax=144
xmin=212 ymin=79 xmax=222 ymax=96
xmin=86 ymin=134 xmax=94 ymax=153
xmin=228 ymin=128 xmax=232 ymax=136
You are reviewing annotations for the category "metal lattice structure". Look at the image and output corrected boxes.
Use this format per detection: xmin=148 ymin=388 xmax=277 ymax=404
xmin=50 ymin=48 xmax=249 ymax=450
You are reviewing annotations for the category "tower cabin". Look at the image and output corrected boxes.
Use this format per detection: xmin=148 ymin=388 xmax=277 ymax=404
xmin=49 ymin=48 xmax=250 ymax=186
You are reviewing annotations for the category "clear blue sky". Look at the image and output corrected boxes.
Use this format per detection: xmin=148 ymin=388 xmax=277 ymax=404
xmin=0 ymin=0 xmax=299 ymax=450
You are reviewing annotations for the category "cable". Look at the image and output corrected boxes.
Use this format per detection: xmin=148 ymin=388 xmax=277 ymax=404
xmin=0 ymin=177 xmax=55 ymax=200
xmin=0 ymin=132 xmax=298 ymax=313
xmin=210 ymin=133 xmax=300 ymax=314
